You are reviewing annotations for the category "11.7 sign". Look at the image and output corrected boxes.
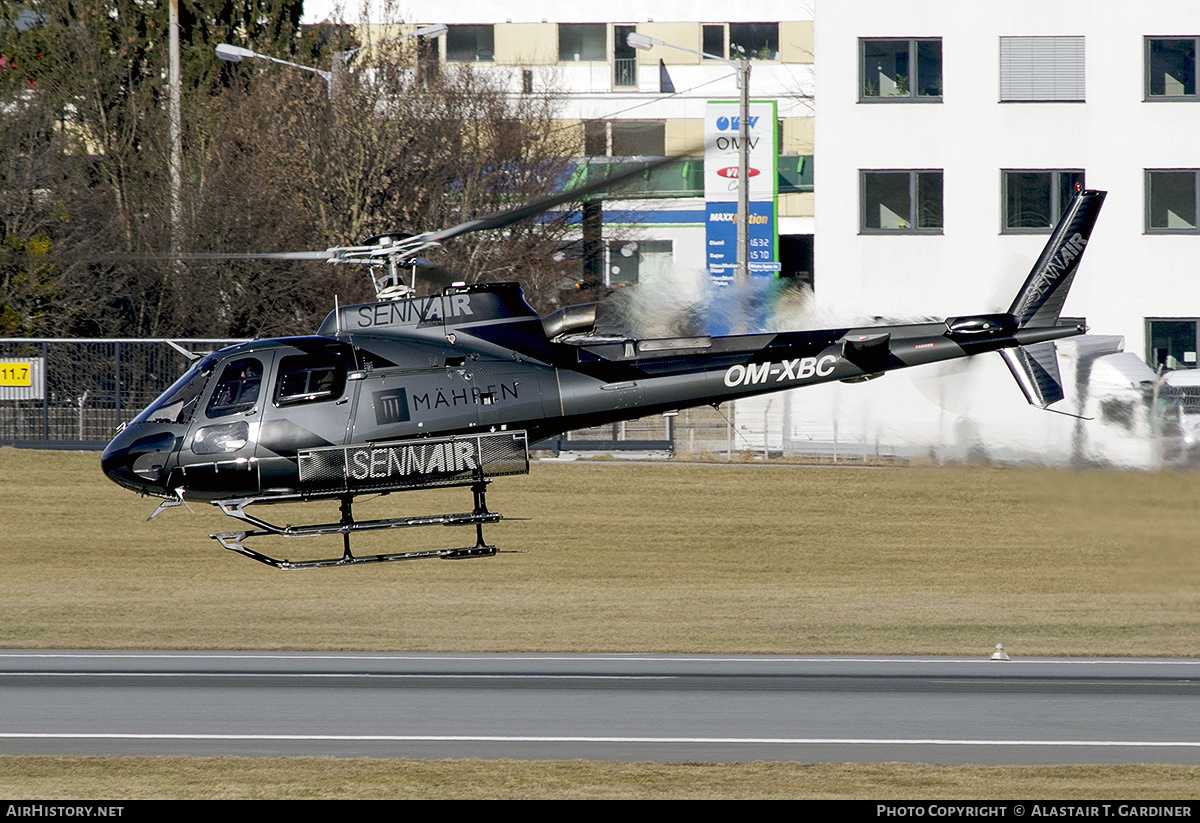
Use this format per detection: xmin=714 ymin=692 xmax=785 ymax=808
xmin=0 ymin=361 xmax=31 ymax=387
xmin=0 ymin=358 xmax=43 ymax=400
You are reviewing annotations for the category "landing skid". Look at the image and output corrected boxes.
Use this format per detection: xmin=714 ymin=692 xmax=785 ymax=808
xmin=210 ymin=481 xmax=511 ymax=570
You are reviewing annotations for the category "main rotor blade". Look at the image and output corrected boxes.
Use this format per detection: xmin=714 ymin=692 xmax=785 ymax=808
xmin=120 ymin=251 xmax=336 ymax=262
xmin=108 ymin=154 xmax=689 ymax=269
xmin=424 ymin=154 xmax=689 ymax=245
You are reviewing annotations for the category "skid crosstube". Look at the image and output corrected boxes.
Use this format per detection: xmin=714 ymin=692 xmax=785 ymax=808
xmin=210 ymin=481 xmax=506 ymax=569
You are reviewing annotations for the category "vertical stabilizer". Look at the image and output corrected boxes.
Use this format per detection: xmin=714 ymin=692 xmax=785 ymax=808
xmin=1001 ymin=189 xmax=1105 ymax=408
xmin=1008 ymin=189 xmax=1105 ymax=329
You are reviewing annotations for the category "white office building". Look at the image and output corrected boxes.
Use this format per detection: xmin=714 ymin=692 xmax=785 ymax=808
xmin=815 ymin=0 xmax=1200 ymax=370
xmin=359 ymin=2 xmax=817 ymax=291
xmin=784 ymin=0 xmax=1200 ymax=465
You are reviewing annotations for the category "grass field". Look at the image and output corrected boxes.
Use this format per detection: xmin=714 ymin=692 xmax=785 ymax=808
xmin=2 ymin=758 xmax=1199 ymax=800
xmin=1 ymin=448 xmax=1198 ymax=798
xmin=1 ymin=449 xmax=1197 ymax=655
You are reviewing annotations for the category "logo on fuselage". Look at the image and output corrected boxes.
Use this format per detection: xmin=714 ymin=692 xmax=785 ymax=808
xmin=1017 ymin=232 xmax=1087 ymax=318
xmin=355 ymin=295 xmax=474 ymax=329
xmin=347 ymin=440 xmax=478 ymax=481
xmin=373 ymin=389 xmax=410 ymax=425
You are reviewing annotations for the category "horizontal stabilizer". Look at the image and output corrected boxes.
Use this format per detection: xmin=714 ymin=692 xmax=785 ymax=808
xmin=1001 ymin=342 xmax=1064 ymax=408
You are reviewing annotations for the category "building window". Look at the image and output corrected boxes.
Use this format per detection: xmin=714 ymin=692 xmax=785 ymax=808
xmin=611 ymin=121 xmax=665 ymax=156
xmin=613 ymin=24 xmax=636 ymax=87
xmin=1148 ymin=319 xmax=1200 ymax=371
xmin=585 ymin=121 xmax=666 ymax=157
xmin=1146 ymin=38 xmax=1198 ymax=99
xmin=606 ymin=240 xmax=673 ymax=287
xmin=999 ymin=36 xmax=1085 ymax=102
xmin=559 ymin=23 xmax=606 ymax=62
xmin=583 ymin=121 xmax=607 ymax=155
xmin=1003 ymin=170 xmax=1084 ymax=232
xmin=729 ymin=23 xmax=779 ymax=61
xmin=416 ymin=34 xmax=439 ymax=86
xmin=703 ymin=25 xmax=725 ymax=60
xmin=446 ymin=25 xmax=493 ymax=62
xmin=860 ymin=38 xmax=942 ymax=101
xmin=860 ymin=170 xmax=943 ymax=233
xmin=1146 ymin=170 xmax=1199 ymax=233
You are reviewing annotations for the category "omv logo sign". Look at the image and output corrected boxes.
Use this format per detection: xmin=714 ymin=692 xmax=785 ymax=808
xmin=714 ymin=115 xmax=759 ymax=131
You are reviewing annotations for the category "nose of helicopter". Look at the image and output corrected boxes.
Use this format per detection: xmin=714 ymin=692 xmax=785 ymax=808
xmin=101 ymin=425 xmax=180 ymax=496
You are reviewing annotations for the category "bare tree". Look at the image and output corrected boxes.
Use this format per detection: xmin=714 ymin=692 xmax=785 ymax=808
xmin=186 ymin=23 xmax=584 ymax=321
xmin=2 ymin=3 xmax=583 ymax=339
xmin=0 ymin=0 xmax=313 ymax=336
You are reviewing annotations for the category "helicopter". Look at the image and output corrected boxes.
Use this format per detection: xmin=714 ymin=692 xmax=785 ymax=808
xmin=101 ymin=165 xmax=1106 ymax=569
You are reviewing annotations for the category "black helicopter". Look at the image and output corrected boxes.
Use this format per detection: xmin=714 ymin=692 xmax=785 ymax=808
xmin=101 ymin=168 xmax=1106 ymax=569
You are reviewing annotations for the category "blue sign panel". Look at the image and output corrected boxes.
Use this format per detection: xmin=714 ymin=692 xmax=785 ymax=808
xmin=705 ymin=202 xmax=781 ymax=286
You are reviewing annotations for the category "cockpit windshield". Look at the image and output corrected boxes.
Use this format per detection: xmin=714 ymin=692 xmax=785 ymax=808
xmin=132 ymin=356 xmax=216 ymax=425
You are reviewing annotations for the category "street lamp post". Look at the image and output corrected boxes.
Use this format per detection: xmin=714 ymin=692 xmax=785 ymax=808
xmin=215 ymin=24 xmax=448 ymax=100
xmin=215 ymin=43 xmax=334 ymax=97
xmin=626 ymin=31 xmax=752 ymax=289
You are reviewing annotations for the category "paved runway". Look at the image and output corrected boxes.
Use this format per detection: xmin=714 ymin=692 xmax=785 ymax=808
xmin=1 ymin=651 xmax=1198 ymax=764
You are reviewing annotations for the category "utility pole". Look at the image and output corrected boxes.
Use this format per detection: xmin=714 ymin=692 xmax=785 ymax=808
xmin=736 ymin=50 xmax=751 ymax=289
xmin=627 ymin=32 xmax=753 ymax=289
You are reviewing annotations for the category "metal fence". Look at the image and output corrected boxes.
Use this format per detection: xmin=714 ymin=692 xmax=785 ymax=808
xmin=0 ymin=339 xmax=245 ymax=447
xmin=613 ymin=57 xmax=636 ymax=87
xmin=541 ymin=414 xmax=676 ymax=454
xmin=0 ymin=338 xmax=683 ymax=453
xmin=0 ymin=338 xmax=882 ymax=461
xmin=545 ymin=402 xmax=901 ymax=462
xmin=0 ymin=338 xmax=731 ymax=457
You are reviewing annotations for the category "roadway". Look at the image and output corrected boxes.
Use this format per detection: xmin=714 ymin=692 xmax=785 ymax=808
xmin=1 ymin=651 xmax=1198 ymax=764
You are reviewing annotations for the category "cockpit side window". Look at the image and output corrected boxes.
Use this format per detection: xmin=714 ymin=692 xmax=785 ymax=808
xmin=274 ymin=354 xmax=347 ymax=406
xmin=206 ymin=358 xmax=263 ymax=418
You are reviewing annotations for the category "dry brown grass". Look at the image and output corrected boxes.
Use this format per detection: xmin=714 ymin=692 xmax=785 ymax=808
xmin=2 ymin=450 xmax=1199 ymax=798
xmin=0 ymin=449 xmax=1197 ymax=655
xmin=2 ymin=757 xmax=1198 ymax=799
